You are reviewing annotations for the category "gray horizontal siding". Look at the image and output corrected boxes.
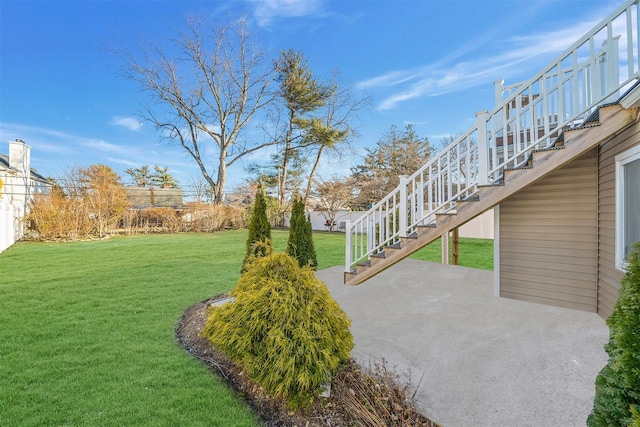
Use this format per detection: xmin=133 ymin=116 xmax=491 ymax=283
xmin=500 ymin=150 xmax=598 ymax=312
xmin=596 ymin=121 xmax=640 ymax=318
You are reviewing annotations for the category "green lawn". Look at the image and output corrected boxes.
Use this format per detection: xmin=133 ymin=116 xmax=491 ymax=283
xmin=410 ymin=237 xmax=494 ymax=271
xmin=0 ymin=230 xmax=491 ymax=426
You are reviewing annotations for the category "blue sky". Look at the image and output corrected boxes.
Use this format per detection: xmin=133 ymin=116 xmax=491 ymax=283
xmin=0 ymin=0 xmax=624 ymax=196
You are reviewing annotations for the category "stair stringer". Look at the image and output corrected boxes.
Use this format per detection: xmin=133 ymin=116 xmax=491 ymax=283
xmin=344 ymin=104 xmax=636 ymax=286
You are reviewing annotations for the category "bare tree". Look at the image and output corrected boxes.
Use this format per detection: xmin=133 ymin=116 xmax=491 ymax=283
xmin=36 ymin=165 xmax=129 ymax=239
xmin=314 ymin=176 xmax=355 ymax=231
xmin=187 ymin=176 xmax=214 ymax=203
xmin=118 ymin=16 xmax=275 ymax=203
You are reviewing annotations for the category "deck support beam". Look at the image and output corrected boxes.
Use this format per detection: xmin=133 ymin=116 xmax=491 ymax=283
xmin=441 ymin=232 xmax=449 ymax=265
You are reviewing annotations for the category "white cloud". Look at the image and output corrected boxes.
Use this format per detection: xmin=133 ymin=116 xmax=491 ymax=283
xmin=0 ymin=122 xmax=135 ymax=160
xmin=356 ymin=69 xmax=423 ymax=90
xmin=82 ymin=139 xmax=130 ymax=155
xmin=110 ymin=116 xmax=142 ymax=132
xmin=359 ymin=12 xmax=607 ymax=111
xmin=106 ymin=157 xmax=138 ymax=167
xmin=249 ymin=0 xmax=323 ymax=27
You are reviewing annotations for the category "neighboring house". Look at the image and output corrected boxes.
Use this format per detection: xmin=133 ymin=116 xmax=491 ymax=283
xmin=125 ymin=186 xmax=184 ymax=209
xmin=0 ymin=139 xmax=51 ymax=253
xmin=344 ymin=0 xmax=640 ymax=319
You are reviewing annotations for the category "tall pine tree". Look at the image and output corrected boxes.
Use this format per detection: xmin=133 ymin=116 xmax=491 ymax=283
xmin=286 ymin=195 xmax=317 ymax=270
xmin=242 ymin=183 xmax=272 ymax=272
xmin=588 ymin=242 xmax=640 ymax=426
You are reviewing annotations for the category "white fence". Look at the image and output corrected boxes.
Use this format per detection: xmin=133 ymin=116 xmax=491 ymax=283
xmin=0 ymin=195 xmax=17 ymax=253
xmin=285 ymin=210 xmax=494 ymax=239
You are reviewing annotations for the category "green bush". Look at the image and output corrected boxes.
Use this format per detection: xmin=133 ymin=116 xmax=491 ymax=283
xmin=632 ymin=406 xmax=640 ymax=427
xmin=588 ymin=242 xmax=640 ymax=427
xmin=242 ymin=183 xmax=272 ymax=272
xmin=286 ymin=195 xmax=317 ymax=269
xmin=202 ymin=251 xmax=353 ymax=410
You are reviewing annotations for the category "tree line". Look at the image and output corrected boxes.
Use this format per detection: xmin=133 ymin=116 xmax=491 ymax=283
xmin=25 ymin=164 xmax=246 ymax=241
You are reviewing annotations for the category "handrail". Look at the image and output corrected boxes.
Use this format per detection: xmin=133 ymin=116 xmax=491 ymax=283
xmin=346 ymin=0 xmax=640 ymax=272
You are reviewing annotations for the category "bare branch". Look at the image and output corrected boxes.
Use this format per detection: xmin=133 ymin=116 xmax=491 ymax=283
xmin=115 ymin=14 xmax=275 ymax=203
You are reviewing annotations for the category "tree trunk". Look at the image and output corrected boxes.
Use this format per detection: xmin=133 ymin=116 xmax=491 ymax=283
xmin=279 ymin=112 xmax=295 ymax=207
xmin=215 ymin=152 xmax=227 ymax=204
xmin=303 ymin=145 xmax=325 ymax=205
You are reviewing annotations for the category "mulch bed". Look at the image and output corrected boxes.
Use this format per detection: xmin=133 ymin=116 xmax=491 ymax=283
xmin=176 ymin=295 xmax=439 ymax=426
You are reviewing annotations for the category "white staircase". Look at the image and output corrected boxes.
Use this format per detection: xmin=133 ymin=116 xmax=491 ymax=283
xmin=345 ymin=0 xmax=640 ymax=285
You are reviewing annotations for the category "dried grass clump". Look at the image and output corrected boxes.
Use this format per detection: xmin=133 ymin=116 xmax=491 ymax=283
xmin=332 ymin=359 xmax=439 ymax=427
xmin=122 ymin=207 xmax=182 ymax=233
xmin=26 ymin=193 xmax=93 ymax=240
xmin=184 ymin=203 xmax=245 ymax=232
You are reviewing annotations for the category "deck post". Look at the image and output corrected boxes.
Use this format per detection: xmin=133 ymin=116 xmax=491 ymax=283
xmin=452 ymin=227 xmax=459 ymax=265
xmin=441 ymin=231 xmax=449 ymax=265
xmin=605 ymin=36 xmax=620 ymax=102
xmin=345 ymin=220 xmax=352 ymax=272
xmin=398 ymin=175 xmax=408 ymax=237
xmin=476 ymin=110 xmax=490 ymax=186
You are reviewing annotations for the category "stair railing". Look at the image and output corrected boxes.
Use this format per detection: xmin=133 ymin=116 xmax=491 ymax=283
xmin=346 ymin=0 xmax=640 ymax=273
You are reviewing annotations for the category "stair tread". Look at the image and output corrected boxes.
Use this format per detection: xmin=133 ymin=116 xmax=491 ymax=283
xmin=345 ymin=104 xmax=631 ymax=286
xmin=533 ymin=146 xmax=564 ymax=153
xmin=457 ymin=196 xmax=480 ymax=202
xmin=505 ymin=165 xmax=533 ymax=171
xmin=478 ymin=180 xmax=504 ymax=188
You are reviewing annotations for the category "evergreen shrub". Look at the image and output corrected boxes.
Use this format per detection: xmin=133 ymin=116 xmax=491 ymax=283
xmin=202 ymin=251 xmax=353 ymax=410
xmin=588 ymin=242 xmax=640 ymax=427
xmin=242 ymin=183 xmax=272 ymax=271
xmin=632 ymin=406 xmax=640 ymax=427
xmin=286 ymin=195 xmax=317 ymax=269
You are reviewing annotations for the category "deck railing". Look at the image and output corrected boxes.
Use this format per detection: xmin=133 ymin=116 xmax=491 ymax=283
xmin=346 ymin=0 xmax=640 ymax=272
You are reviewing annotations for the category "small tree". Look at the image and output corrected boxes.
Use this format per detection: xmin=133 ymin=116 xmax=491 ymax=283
xmin=588 ymin=242 xmax=640 ymax=427
xmin=202 ymin=251 xmax=353 ymax=410
xmin=242 ymin=182 xmax=271 ymax=271
xmin=80 ymin=165 xmax=130 ymax=238
xmin=286 ymin=195 xmax=317 ymax=269
xmin=150 ymin=165 xmax=178 ymax=188
xmin=315 ymin=176 xmax=354 ymax=231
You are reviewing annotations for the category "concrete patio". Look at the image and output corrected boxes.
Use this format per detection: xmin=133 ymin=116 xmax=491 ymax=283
xmin=316 ymin=259 xmax=610 ymax=427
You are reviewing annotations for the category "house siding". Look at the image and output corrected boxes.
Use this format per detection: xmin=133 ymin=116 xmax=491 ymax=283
xmin=596 ymin=121 xmax=640 ymax=318
xmin=499 ymin=150 xmax=598 ymax=312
